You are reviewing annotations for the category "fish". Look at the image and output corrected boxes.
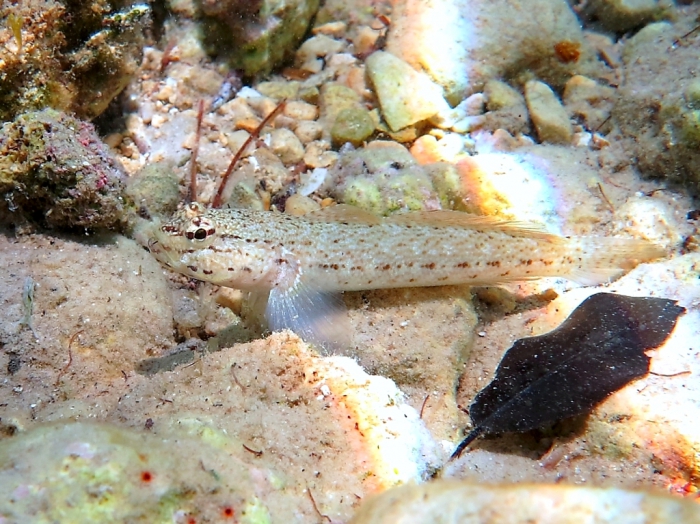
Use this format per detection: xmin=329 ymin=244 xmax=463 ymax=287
xmin=147 ymin=202 xmax=664 ymax=350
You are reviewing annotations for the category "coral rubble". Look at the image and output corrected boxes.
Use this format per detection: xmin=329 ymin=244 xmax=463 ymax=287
xmin=0 ymin=109 xmax=126 ymax=230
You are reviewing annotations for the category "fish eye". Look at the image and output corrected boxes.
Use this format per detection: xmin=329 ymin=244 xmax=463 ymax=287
xmin=185 ymin=226 xmax=216 ymax=240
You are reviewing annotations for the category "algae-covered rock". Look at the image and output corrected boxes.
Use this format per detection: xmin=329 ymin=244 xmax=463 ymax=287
xmin=613 ymin=20 xmax=700 ymax=195
xmin=323 ymin=141 xmax=455 ymax=215
xmin=331 ymin=107 xmax=375 ymax=147
xmin=0 ymin=109 xmax=126 ymax=230
xmin=198 ymin=0 xmax=321 ymax=77
xmin=0 ymin=1 xmax=150 ymax=121
xmin=0 ymin=422 xmax=269 ymax=524
xmin=336 ymin=140 xmax=469 ymax=209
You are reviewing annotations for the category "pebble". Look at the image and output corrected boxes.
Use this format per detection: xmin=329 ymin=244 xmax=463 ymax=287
xmin=104 ymin=133 xmax=124 ymax=149
xmin=255 ymin=80 xmax=300 ymax=100
xmin=320 ymin=83 xmax=363 ymax=123
xmin=410 ymin=133 xmax=466 ymax=164
xmin=385 ymin=0 xmax=471 ymax=104
xmin=524 ymin=80 xmax=573 ymax=145
xmin=485 ymin=80 xmax=525 ymax=112
xmin=268 ymin=128 xmax=305 ymax=165
xmin=218 ymin=97 xmax=257 ymax=122
xmin=294 ymin=120 xmax=323 ymax=144
xmin=283 ymin=100 xmax=319 ymax=121
xmin=284 ymin=193 xmax=321 ymax=215
xmin=430 ymin=93 xmax=485 ymax=130
xmin=353 ymin=25 xmax=381 ymax=57
xmin=299 ymin=86 xmax=320 ymax=105
xmin=303 ymin=141 xmax=338 ymax=168
xmin=297 ymin=35 xmax=345 ymax=71
xmin=223 ymin=129 xmax=251 ymax=156
xmin=312 ymin=21 xmax=347 ymax=38
xmin=365 ymin=51 xmax=450 ymax=132
xmin=245 ymin=96 xmax=280 ymax=118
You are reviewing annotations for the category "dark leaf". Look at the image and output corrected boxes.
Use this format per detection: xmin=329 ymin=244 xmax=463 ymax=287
xmin=452 ymin=293 xmax=685 ymax=459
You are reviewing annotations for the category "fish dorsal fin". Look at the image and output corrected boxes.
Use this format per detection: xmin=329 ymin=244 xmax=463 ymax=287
xmin=386 ymin=210 xmax=562 ymax=241
xmin=304 ymin=204 xmax=382 ymax=225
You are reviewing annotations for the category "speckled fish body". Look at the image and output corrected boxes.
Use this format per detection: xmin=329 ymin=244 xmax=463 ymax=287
xmin=148 ymin=202 xmax=662 ymax=348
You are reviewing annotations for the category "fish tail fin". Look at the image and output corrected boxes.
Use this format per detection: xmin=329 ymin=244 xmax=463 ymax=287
xmin=567 ymin=237 xmax=665 ymax=286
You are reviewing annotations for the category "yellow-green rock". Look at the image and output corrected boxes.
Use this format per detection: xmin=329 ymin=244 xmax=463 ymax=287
xmin=331 ymin=107 xmax=375 ymax=147
xmin=365 ymin=51 xmax=450 ymax=132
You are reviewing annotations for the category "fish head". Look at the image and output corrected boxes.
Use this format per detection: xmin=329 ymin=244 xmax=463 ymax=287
xmin=147 ymin=202 xmax=274 ymax=289
xmin=148 ymin=202 xmax=218 ymax=259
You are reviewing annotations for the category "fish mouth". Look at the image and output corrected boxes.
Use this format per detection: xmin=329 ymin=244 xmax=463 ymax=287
xmin=146 ymin=237 xmax=174 ymax=268
xmin=147 ymin=237 xmax=160 ymax=253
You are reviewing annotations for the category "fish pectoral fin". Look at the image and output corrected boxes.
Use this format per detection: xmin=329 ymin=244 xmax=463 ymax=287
xmin=304 ymin=204 xmax=382 ymax=225
xmin=265 ymin=278 xmax=351 ymax=354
